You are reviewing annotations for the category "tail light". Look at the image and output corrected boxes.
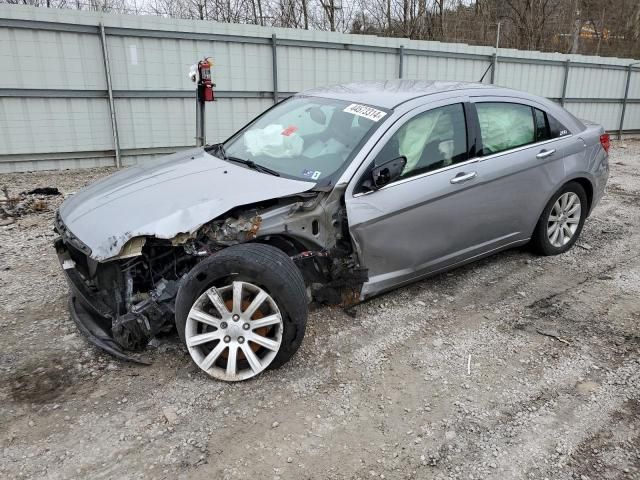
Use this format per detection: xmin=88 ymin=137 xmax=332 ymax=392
xmin=600 ymin=133 xmax=610 ymax=153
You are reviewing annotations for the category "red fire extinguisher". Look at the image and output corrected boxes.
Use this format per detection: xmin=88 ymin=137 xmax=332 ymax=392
xmin=197 ymin=58 xmax=215 ymax=102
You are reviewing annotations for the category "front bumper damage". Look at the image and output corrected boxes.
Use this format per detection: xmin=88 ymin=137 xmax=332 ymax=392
xmin=55 ymin=239 xmax=152 ymax=364
xmin=54 ymin=226 xmax=186 ymax=364
xmin=68 ymin=296 xmax=151 ymax=364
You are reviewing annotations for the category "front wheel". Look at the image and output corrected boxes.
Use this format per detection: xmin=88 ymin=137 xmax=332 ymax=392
xmin=175 ymin=244 xmax=308 ymax=381
xmin=530 ymin=181 xmax=588 ymax=256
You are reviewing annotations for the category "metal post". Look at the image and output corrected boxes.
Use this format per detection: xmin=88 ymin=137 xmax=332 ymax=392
xmin=195 ymin=89 xmax=199 ymax=146
xmin=398 ymin=45 xmax=404 ymax=79
xmin=491 ymin=21 xmax=501 ymax=84
xmin=560 ymin=59 xmax=570 ymax=107
xmin=490 ymin=53 xmax=497 ymax=84
xmin=271 ymin=34 xmax=279 ymax=104
xmin=200 ymin=97 xmax=205 ymax=145
xmin=195 ymin=92 xmax=205 ymax=147
xmin=99 ymin=22 xmax=121 ymax=168
xmin=618 ymin=64 xmax=635 ymax=140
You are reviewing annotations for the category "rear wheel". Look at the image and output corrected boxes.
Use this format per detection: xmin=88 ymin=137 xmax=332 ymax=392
xmin=531 ymin=181 xmax=588 ymax=256
xmin=175 ymin=244 xmax=308 ymax=381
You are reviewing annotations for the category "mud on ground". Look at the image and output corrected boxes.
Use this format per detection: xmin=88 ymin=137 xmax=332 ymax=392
xmin=0 ymin=142 xmax=639 ymax=480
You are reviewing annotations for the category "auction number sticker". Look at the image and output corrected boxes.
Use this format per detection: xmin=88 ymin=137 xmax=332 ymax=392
xmin=343 ymin=104 xmax=387 ymax=122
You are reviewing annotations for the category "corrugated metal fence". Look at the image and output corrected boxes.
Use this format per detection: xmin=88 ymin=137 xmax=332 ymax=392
xmin=1 ymin=5 xmax=639 ymax=173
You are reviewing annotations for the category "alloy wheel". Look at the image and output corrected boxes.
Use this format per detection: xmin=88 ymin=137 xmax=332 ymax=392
xmin=547 ymin=192 xmax=581 ymax=248
xmin=185 ymin=281 xmax=283 ymax=381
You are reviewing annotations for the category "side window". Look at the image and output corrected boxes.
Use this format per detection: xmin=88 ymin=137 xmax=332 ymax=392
xmin=533 ymin=108 xmax=549 ymax=142
xmin=476 ymin=102 xmax=535 ymax=155
xmin=373 ymin=103 xmax=468 ymax=180
xmin=548 ymin=114 xmax=571 ymax=138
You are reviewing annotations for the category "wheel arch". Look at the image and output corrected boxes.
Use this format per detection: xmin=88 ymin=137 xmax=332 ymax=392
xmin=251 ymin=234 xmax=329 ymax=288
xmin=527 ymin=175 xmax=594 ymax=239
xmin=529 ymin=177 xmax=590 ymax=255
xmin=251 ymin=233 xmax=317 ymax=256
xmin=570 ymin=177 xmax=594 ymax=215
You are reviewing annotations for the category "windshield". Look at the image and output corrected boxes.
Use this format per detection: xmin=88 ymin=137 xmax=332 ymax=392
xmin=223 ymin=96 xmax=389 ymax=183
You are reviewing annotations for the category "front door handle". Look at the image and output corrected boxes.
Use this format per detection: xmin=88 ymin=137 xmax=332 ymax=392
xmin=536 ymin=149 xmax=556 ymax=159
xmin=450 ymin=171 xmax=477 ymax=184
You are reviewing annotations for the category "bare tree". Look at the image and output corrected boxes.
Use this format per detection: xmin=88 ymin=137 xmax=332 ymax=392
xmin=3 ymin=0 xmax=639 ymax=58
xmin=570 ymin=0 xmax=582 ymax=53
xmin=319 ymin=0 xmax=339 ymax=32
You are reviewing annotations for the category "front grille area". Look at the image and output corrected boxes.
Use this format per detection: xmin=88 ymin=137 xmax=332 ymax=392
xmin=55 ymin=235 xmax=118 ymax=320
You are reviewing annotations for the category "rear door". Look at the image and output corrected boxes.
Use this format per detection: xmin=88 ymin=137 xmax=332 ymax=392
xmin=469 ymin=97 xmax=584 ymax=242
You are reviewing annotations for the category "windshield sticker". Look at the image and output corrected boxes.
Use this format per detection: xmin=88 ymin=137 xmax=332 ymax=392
xmin=281 ymin=125 xmax=299 ymax=136
xmin=343 ymin=104 xmax=387 ymax=122
xmin=302 ymin=169 xmax=322 ymax=180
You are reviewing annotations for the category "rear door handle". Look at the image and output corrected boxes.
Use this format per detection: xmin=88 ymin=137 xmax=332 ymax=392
xmin=536 ymin=149 xmax=556 ymax=159
xmin=450 ymin=171 xmax=477 ymax=184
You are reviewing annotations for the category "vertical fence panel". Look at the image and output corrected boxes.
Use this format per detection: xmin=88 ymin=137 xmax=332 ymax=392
xmin=403 ymin=55 xmax=489 ymax=83
xmin=498 ymin=61 xmax=566 ymax=99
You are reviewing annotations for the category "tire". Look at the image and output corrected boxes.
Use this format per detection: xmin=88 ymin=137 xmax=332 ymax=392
xmin=175 ymin=243 xmax=308 ymax=381
xmin=530 ymin=181 xmax=588 ymax=256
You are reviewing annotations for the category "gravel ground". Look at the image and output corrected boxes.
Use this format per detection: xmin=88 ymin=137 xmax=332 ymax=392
xmin=1 ymin=141 xmax=639 ymax=480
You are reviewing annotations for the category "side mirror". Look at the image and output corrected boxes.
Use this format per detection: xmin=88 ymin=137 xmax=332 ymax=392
xmin=371 ymin=156 xmax=406 ymax=189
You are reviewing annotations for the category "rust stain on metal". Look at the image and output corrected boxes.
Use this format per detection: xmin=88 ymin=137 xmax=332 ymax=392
xmin=246 ymin=216 xmax=262 ymax=240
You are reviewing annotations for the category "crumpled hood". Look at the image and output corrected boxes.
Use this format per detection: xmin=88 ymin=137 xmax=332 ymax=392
xmin=58 ymin=148 xmax=315 ymax=261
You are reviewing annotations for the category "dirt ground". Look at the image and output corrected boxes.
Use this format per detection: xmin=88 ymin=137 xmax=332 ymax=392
xmin=0 ymin=141 xmax=639 ymax=480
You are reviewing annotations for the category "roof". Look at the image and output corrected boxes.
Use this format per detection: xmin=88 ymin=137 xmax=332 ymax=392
xmin=300 ymin=80 xmax=494 ymax=109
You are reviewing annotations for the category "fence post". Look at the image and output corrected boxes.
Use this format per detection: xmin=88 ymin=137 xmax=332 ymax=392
xmin=490 ymin=53 xmax=497 ymax=84
xmin=618 ymin=64 xmax=634 ymax=140
xmin=560 ymin=59 xmax=570 ymax=107
xmin=398 ymin=45 xmax=404 ymax=79
xmin=98 ymin=22 xmax=121 ymax=168
xmin=271 ymin=34 xmax=279 ymax=104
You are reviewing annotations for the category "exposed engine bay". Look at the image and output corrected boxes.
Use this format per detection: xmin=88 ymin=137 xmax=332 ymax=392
xmin=54 ymin=188 xmax=367 ymax=361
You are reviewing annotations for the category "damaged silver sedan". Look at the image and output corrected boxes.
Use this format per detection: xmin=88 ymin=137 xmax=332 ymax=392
xmin=54 ymin=80 xmax=609 ymax=381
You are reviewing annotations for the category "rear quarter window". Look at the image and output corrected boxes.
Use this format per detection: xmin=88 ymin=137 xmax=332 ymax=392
xmin=534 ymin=108 xmax=571 ymax=141
xmin=548 ymin=114 xmax=571 ymax=138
